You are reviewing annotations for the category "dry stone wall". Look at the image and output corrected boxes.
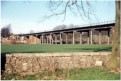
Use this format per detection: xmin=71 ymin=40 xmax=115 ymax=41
xmin=3 ymin=52 xmax=111 ymax=75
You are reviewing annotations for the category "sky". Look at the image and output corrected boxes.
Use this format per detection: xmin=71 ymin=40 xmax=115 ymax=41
xmin=1 ymin=0 xmax=115 ymax=34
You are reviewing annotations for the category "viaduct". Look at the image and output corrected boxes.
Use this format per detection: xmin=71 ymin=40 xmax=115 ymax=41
xmin=16 ymin=21 xmax=115 ymax=45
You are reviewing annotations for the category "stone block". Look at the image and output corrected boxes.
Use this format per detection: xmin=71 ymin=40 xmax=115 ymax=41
xmin=22 ymin=63 xmax=28 ymax=71
xmin=95 ymin=60 xmax=103 ymax=67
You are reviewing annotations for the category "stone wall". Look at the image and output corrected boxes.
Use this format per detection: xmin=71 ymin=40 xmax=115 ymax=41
xmin=2 ymin=52 xmax=111 ymax=75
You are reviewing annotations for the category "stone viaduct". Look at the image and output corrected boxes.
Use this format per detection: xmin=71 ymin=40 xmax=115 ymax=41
xmin=16 ymin=22 xmax=115 ymax=44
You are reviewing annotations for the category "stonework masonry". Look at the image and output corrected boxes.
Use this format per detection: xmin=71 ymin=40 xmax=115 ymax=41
xmin=2 ymin=52 xmax=111 ymax=75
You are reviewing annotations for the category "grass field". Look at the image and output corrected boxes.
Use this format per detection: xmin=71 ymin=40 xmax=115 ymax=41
xmin=1 ymin=44 xmax=111 ymax=53
xmin=1 ymin=67 xmax=120 ymax=80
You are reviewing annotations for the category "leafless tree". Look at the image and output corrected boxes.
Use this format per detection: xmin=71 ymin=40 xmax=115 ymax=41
xmin=1 ymin=24 xmax=12 ymax=38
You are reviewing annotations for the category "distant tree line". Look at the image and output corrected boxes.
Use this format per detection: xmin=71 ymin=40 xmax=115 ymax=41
xmin=53 ymin=24 xmax=76 ymax=30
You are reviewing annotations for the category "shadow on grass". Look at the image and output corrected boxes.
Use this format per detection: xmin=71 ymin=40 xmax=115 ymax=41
xmin=1 ymin=51 xmax=46 ymax=54
xmin=19 ymin=51 xmax=46 ymax=53
xmin=82 ymin=47 xmax=112 ymax=52
xmin=1 ymin=53 xmax=6 ymax=75
xmin=65 ymin=47 xmax=112 ymax=52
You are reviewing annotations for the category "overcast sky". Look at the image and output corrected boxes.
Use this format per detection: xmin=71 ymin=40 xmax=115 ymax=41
xmin=1 ymin=0 xmax=115 ymax=34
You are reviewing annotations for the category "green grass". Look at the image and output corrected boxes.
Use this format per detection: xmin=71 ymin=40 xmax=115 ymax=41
xmin=67 ymin=67 xmax=120 ymax=80
xmin=1 ymin=44 xmax=112 ymax=53
xmin=1 ymin=67 xmax=120 ymax=80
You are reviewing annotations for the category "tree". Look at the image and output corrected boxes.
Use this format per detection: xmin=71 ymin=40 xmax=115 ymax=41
xmin=1 ymin=24 xmax=12 ymax=38
xmin=109 ymin=1 xmax=120 ymax=71
xmin=30 ymin=30 xmax=34 ymax=34
xmin=53 ymin=24 xmax=67 ymax=30
xmin=44 ymin=0 xmax=120 ymax=71
xmin=53 ymin=24 xmax=76 ymax=30
xmin=68 ymin=24 xmax=75 ymax=28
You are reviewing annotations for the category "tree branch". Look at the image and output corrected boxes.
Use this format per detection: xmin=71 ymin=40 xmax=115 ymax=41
xmin=49 ymin=0 xmax=63 ymax=12
xmin=40 ymin=0 xmax=96 ymax=22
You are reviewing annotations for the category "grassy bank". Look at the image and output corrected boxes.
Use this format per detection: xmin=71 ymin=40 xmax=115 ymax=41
xmin=1 ymin=44 xmax=111 ymax=53
xmin=1 ymin=67 xmax=120 ymax=80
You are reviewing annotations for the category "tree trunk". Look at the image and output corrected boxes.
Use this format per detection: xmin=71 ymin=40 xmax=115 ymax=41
xmin=110 ymin=1 xmax=120 ymax=71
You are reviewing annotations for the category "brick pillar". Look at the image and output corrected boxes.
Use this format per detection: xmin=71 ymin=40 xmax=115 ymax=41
xmin=42 ymin=34 xmax=44 ymax=44
xmin=99 ymin=30 xmax=101 ymax=45
xmin=55 ymin=34 xmax=57 ymax=44
xmin=87 ymin=31 xmax=89 ymax=44
xmin=51 ymin=34 xmax=53 ymax=44
xmin=90 ymin=29 xmax=93 ymax=44
xmin=66 ymin=33 xmax=68 ymax=44
xmin=60 ymin=32 xmax=62 ymax=44
xmin=50 ymin=34 xmax=51 ymax=44
xmin=46 ymin=35 xmax=48 ymax=44
xmin=80 ymin=32 xmax=82 ymax=44
xmin=73 ymin=31 xmax=75 ymax=44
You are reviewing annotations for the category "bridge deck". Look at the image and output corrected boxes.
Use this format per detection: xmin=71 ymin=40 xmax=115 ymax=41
xmin=18 ymin=23 xmax=115 ymax=36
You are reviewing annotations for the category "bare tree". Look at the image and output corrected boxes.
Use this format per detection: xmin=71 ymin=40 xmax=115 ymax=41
xmin=1 ymin=24 xmax=12 ymax=38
